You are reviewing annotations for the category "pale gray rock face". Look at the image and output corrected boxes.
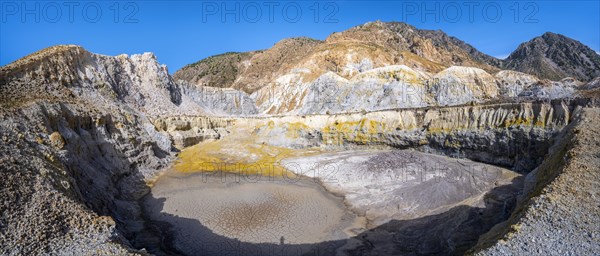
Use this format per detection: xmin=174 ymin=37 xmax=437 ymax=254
xmin=298 ymin=66 xmax=433 ymax=114
xmin=430 ymin=66 xmax=499 ymax=106
xmin=143 ymin=122 xmax=172 ymax=153
xmin=495 ymin=70 xmax=540 ymax=98
xmin=344 ymin=57 xmax=374 ymax=75
xmin=0 ymin=102 xmax=168 ymax=255
xmin=249 ymin=65 xmax=585 ymax=115
xmin=84 ymin=52 xmax=220 ymax=116
xmin=518 ymin=78 xmax=581 ymax=100
xmin=68 ymin=51 xmax=194 ymax=116
xmin=1 ymin=45 xmax=252 ymax=117
xmin=180 ymin=81 xmax=258 ymax=116
xmin=582 ymin=76 xmax=600 ymax=90
xmin=252 ymin=65 xmax=432 ymax=115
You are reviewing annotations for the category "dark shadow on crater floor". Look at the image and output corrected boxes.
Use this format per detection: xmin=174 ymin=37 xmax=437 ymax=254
xmin=140 ymin=176 xmax=523 ymax=256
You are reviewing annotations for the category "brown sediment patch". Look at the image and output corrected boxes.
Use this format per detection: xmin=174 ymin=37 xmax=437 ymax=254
xmin=144 ymin=172 xmax=363 ymax=248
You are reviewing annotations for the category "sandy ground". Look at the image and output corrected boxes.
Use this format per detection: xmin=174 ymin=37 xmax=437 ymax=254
xmin=143 ymin=172 xmax=364 ymax=255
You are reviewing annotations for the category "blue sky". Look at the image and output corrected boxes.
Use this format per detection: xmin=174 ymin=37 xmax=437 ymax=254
xmin=1 ymin=1 xmax=599 ymax=73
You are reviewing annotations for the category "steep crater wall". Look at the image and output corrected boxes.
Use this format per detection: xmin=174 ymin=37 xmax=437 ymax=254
xmin=0 ymin=102 xmax=174 ymax=255
xmin=145 ymin=100 xmax=589 ymax=254
xmin=153 ymin=100 xmax=580 ymax=173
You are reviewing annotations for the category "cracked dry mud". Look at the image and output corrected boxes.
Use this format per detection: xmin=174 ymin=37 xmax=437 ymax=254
xmin=143 ymin=141 xmax=522 ymax=256
xmin=144 ymin=173 xmax=361 ymax=255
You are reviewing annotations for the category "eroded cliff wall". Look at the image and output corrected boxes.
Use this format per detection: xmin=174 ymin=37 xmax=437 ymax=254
xmin=152 ymin=100 xmax=578 ymax=172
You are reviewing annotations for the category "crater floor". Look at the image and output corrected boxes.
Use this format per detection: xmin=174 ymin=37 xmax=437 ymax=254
xmin=143 ymin=143 xmax=522 ymax=256
xmin=144 ymin=172 xmax=362 ymax=254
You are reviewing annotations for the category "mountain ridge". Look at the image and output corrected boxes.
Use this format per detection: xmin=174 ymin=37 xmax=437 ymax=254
xmin=503 ymin=32 xmax=600 ymax=81
xmin=174 ymin=21 xmax=599 ymax=93
xmin=3 ymin=40 xmax=597 ymax=116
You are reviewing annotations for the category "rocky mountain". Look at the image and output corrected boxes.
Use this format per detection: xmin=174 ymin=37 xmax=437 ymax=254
xmin=0 ymin=45 xmax=257 ymax=116
xmin=173 ymin=37 xmax=322 ymax=94
xmin=173 ymin=21 xmax=503 ymax=95
xmin=324 ymin=21 xmax=502 ymax=71
xmin=172 ymin=51 xmax=253 ymax=89
xmin=174 ymin=22 xmax=599 ymax=115
xmin=503 ymin=32 xmax=600 ymax=81
xmin=2 ymin=32 xmax=600 ymax=255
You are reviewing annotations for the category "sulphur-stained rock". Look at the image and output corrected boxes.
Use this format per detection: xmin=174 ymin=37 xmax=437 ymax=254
xmin=351 ymin=64 xmax=433 ymax=82
xmin=49 ymin=131 xmax=65 ymax=149
xmin=171 ymin=128 xmax=221 ymax=149
xmin=152 ymin=101 xmax=578 ymax=172
xmin=150 ymin=115 xmax=234 ymax=149
xmin=251 ymin=101 xmax=572 ymax=171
